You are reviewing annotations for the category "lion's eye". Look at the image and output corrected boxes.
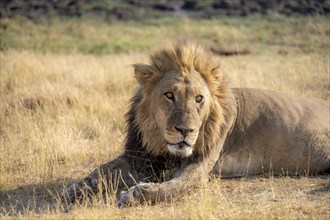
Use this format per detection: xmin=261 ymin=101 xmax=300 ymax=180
xmin=195 ymin=95 xmax=204 ymax=103
xmin=164 ymin=92 xmax=174 ymax=101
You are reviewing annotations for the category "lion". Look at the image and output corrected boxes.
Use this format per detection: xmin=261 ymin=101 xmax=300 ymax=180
xmin=63 ymin=42 xmax=330 ymax=207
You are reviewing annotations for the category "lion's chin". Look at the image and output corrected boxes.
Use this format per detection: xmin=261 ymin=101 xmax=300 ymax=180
xmin=167 ymin=143 xmax=193 ymax=157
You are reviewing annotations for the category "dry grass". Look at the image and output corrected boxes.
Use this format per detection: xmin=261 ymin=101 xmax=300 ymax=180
xmin=0 ymin=16 xmax=329 ymax=219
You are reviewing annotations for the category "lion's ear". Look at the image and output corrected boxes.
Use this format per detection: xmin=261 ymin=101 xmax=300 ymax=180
xmin=211 ymin=65 xmax=223 ymax=82
xmin=134 ymin=64 xmax=161 ymax=86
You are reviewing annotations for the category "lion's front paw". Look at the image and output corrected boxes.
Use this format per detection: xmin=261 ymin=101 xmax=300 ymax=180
xmin=62 ymin=179 xmax=98 ymax=204
xmin=117 ymin=182 xmax=159 ymax=207
xmin=117 ymin=185 xmax=141 ymax=207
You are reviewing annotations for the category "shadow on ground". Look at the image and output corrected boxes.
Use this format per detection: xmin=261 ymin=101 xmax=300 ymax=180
xmin=1 ymin=175 xmax=329 ymax=216
xmin=307 ymin=184 xmax=330 ymax=194
xmin=0 ymin=179 xmax=74 ymax=216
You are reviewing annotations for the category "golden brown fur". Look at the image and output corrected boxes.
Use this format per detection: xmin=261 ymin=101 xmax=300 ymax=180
xmin=63 ymin=42 xmax=330 ymax=208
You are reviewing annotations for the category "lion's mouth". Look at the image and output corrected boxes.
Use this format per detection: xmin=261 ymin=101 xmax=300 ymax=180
xmin=166 ymin=141 xmax=193 ymax=157
xmin=168 ymin=141 xmax=191 ymax=148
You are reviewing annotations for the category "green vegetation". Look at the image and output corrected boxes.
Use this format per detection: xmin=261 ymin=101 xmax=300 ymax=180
xmin=1 ymin=15 xmax=329 ymax=54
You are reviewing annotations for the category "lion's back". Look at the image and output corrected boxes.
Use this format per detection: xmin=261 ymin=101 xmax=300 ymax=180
xmin=221 ymin=88 xmax=330 ymax=176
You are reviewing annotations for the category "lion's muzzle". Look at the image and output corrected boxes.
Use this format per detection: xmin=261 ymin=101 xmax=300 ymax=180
xmin=165 ymin=126 xmax=198 ymax=157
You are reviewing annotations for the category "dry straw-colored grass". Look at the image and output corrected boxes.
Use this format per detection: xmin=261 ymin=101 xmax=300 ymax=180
xmin=0 ymin=16 xmax=329 ymax=219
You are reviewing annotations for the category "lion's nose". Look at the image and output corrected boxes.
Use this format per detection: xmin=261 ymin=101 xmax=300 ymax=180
xmin=174 ymin=126 xmax=194 ymax=138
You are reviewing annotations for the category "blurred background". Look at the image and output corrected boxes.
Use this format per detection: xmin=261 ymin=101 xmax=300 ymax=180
xmin=0 ymin=0 xmax=329 ymax=55
xmin=1 ymin=0 xmax=329 ymax=20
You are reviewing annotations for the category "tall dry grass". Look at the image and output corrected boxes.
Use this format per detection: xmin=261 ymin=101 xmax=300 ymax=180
xmin=0 ymin=15 xmax=329 ymax=219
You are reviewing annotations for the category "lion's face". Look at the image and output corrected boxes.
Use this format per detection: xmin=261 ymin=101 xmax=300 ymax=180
xmin=148 ymin=70 xmax=212 ymax=157
xmin=132 ymin=42 xmax=229 ymax=158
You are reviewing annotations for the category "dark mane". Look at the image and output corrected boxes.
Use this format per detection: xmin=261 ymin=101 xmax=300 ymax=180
xmin=123 ymin=88 xmax=183 ymax=180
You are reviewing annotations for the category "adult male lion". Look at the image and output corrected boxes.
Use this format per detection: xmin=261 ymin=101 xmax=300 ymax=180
xmin=63 ymin=42 xmax=330 ymax=207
